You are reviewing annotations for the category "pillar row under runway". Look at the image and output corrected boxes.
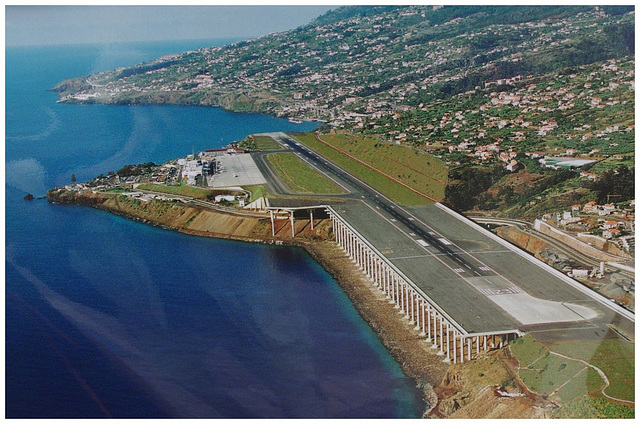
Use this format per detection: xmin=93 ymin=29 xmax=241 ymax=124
xmin=328 ymin=207 xmax=518 ymax=364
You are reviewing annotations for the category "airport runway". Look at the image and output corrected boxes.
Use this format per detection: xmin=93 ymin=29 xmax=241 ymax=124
xmin=260 ymin=132 xmax=634 ymax=340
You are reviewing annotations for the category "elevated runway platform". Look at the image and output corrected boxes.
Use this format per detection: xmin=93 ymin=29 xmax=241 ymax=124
xmin=255 ymin=132 xmax=634 ymax=361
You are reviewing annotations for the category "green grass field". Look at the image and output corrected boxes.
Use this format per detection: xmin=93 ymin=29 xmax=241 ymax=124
xmin=290 ymin=132 xmax=446 ymax=205
xmin=548 ymin=338 xmax=635 ymax=402
xmin=589 ymin=154 xmax=635 ymax=173
xmin=252 ymin=135 xmax=282 ymax=151
xmin=243 ymin=184 xmax=268 ymax=202
xmin=511 ymin=335 xmax=590 ymax=401
xmin=136 ymin=183 xmax=213 ymax=199
xmin=267 ymin=152 xmax=345 ymax=194
xmin=510 ymin=333 xmax=635 ymax=415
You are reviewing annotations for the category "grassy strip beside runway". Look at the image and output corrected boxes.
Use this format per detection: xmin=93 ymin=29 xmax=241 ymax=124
xmin=252 ymin=135 xmax=283 ymax=151
xmin=136 ymin=182 xmax=214 ymax=199
xmin=266 ymin=152 xmax=345 ymax=194
xmin=290 ymin=132 xmax=445 ymax=205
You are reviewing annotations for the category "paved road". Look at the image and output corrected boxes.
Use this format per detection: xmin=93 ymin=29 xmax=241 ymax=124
xmin=261 ymin=132 xmax=634 ymax=339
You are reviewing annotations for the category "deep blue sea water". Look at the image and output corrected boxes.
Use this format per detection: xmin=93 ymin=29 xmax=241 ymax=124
xmin=5 ymin=40 xmax=425 ymax=418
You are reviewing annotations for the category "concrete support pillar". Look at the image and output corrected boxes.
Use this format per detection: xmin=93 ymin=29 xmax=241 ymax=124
xmin=332 ymin=217 xmax=338 ymax=244
xmin=445 ymin=323 xmax=451 ymax=362
xmin=391 ymin=275 xmax=398 ymax=308
xmin=383 ymin=266 xmax=388 ymax=293
xmin=468 ymin=337 xmax=472 ymax=361
xmin=437 ymin=315 xmax=444 ymax=354
xmin=433 ymin=312 xmax=442 ymax=354
xmin=352 ymin=234 xmax=356 ymax=260
xmin=420 ymin=300 xmax=426 ymax=336
xmin=396 ymin=280 xmax=401 ymax=310
xmin=270 ymin=210 xmax=275 ymax=237
xmin=344 ymin=229 xmax=349 ymax=253
xmin=393 ymin=275 xmax=398 ymax=304
xmin=290 ymin=211 xmax=295 ymax=238
xmin=415 ymin=297 xmax=421 ymax=330
xmin=385 ymin=268 xmax=391 ymax=298
xmin=349 ymin=232 xmax=355 ymax=259
xmin=413 ymin=293 xmax=418 ymax=326
xmin=408 ymin=287 xmax=413 ymax=320
xmin=484 ymin=335 xmax=487 ymax=351
xmin=453 ymin=332 xmax=457 ymax=364
xmin=362 ymin=245 xmax=367 ymax=272
xmin=460 ymin=337 xmax=465 ymax=364
xmin=426 ymin=304 xmax=432 ymax=342
xmin=411 ymin=292 xmax=420 ymax=330
xmin=342 ymin=223 xmax=346 ymax=248
xmin=430 ymin=310 xmax=438 ymax=349
xmin=362 ymin=246 xmax=368 ymax=275
xmin=402 ymin=283 xmax=408 ymax=314
xmin=345 ymin=229 xmax=350 ymax=254
xmin=373 ymin=258 xmax=378 ymax=286
xmin=476 ymin=336 xmax=480 ymax=355
xmin=342 ymin=224 xmax=347 ymax=247
xmin=363 ymin=247 xmax=368 ymax=275
xmin=404 ymin=285 xmax=410 ymax=318
xmin=310 ymin=210 xmax=314 ymax=230
xmin=370 ymin=252 xmax=374 ymax=281
xmin=353 ymin=238 xmax=358 ymax=263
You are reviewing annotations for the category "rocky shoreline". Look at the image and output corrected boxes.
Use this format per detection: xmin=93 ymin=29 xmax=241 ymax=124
xmin=46 ymin=188 xmax=543 ymax=418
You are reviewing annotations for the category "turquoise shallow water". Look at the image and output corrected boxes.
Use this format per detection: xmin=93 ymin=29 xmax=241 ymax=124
xmin=5 ymin=40 xmax=425 ymax=417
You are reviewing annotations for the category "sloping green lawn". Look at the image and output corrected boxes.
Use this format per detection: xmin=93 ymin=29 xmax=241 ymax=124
xmin=511 ymin=333 xmax=635 ymax=416
xmin=290 ymin=132 xmax=445 ymax=205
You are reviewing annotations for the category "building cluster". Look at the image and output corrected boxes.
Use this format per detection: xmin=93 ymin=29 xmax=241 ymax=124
xmin=60 ymin=6 xmax=633 ymax=144
xmin=542 ymin=199 xmax=635 ymax=253
xmin=175 ymin=147 xmax=248 ymax=187
xmin=57 ymin=146 xmax=253 ymax=210
xmin=366 ymin=56 xmax=634 ymax=171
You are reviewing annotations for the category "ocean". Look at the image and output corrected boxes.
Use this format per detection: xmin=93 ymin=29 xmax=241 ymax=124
xmin=5 ymin=40 xmax=425 ymax=417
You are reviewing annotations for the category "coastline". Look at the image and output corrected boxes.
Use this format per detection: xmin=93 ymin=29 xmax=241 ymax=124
xmin=46 ymin=188 xmax=543 ymax=418
xmin=303 ymin=240 xmax=446 ymax=416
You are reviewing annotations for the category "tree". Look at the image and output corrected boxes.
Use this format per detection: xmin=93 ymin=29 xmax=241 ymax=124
xmin=588 ymin=165 xmax=635 ymax=203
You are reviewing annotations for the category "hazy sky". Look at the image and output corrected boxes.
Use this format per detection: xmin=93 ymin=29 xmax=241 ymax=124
xmin=5 ymin=5 xmax=337 ymax=46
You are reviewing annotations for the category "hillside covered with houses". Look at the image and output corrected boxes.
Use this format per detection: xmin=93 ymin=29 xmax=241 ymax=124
xmin=52 ymin=5 xmax=634 ymax=235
